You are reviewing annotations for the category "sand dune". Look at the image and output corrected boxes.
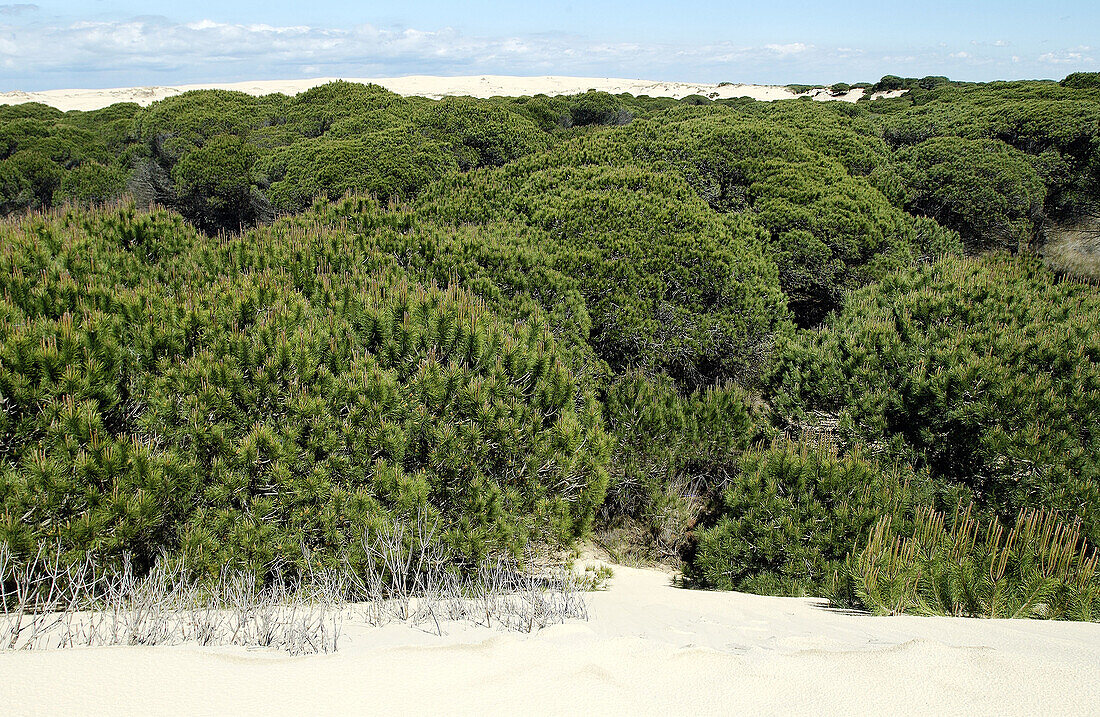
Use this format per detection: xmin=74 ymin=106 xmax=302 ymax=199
xmin=1 ymin=562 xmax=1096 ymax=716
xmin=0 ymin=75 xmax=905 ymax=112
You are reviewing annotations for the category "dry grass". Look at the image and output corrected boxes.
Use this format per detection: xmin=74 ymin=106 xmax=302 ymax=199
xmin=1 ymin=518 xmax=591 ymax=653
xmin=1042 ymin=218 xmax=1100 ymax=279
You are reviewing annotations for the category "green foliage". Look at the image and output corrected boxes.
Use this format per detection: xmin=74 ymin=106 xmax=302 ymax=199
xmin=769 ymin=254 xmax=1100 ymax=543
xmin=303 ymin=195 xmax=602 ymax=381
xmin=2 ymin=79 xmax=1099 ymax=611
xmin=258 ymin=128 xmax=458 ymax=214
xmin=0 ymin=204 xmax=610 ymax=576
xmin=870 ymin=80 xmax=1100 ymax=220
xmin=171 ymin=135 xmax=266 ymax=232
xmin=844 ymin=504 xmax=1100 ymax=620
xmin=600 ymin=372 xmax=761 ymax=557
xmin=565 ymin=91 xmax=632 ymax=126
xmin=131 ymin=90 xmax=279 ymax=159
xmin=415 ymin=160 xmax=790 ymax=383
xmin=872 ymin=75 xmax=909 ymax=92
xmin=57 ymin=163 xmax=128 ymax=204
xmin=0 ymin=151 xmax=63 ymax=213
xmin=1060 ymin=72 xmax=1100 ymax=90
xmin=281 ymin=81 xmax=409 ymax=138
xmin=414 ymin=97 xmax=550 ymax=170
xmin=0 ymin=111 xmax=125 ymax=214
xmin=683 ymin=441 xmax=928 ymax=595
xmin=894 ymin=136 xmax=1046 ymax=251
xmin=582 ymin=105 xmax=958 ymax=324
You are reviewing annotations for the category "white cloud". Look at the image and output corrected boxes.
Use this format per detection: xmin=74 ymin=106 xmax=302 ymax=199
xmin=1038 ymin=49 xmax=1095 ymax=64
xmin=764 ymin=43 xmax=811 ymax=55
xmin=0 ymin=3 xmax=37 ymax=16
xmin=0 ymin=16 xmax=1093 ymax=88
xmin=0 ymin=17 xmax=845 ymax=86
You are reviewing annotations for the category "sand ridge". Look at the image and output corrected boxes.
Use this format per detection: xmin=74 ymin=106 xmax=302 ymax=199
xmin=0 ymin=75 xmax=906 ymax=112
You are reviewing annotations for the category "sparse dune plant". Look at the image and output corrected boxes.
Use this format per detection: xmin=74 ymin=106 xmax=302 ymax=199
xmin=844 ymin=504 xmax=1100 ymax=620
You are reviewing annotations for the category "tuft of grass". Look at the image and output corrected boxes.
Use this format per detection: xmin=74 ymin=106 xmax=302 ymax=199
xmin=839 ymin=504 xmax=1100 ymax=620
xmin=1042 ymin=219 xmax=1100 ymax=279
xmin=0 ymin=519 xmax=592 ymax=652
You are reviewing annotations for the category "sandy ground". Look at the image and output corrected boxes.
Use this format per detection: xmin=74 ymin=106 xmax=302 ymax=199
xmin=0 ymin=75 xmax=906 ymax=112
xmin=0 ymin=562 xmax=1097 ymax=716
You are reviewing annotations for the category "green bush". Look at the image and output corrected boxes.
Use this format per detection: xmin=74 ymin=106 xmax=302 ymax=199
xmin=600 ymin=372 xmax=761 ymax=557
xmin=0 ymin=204 xmax=610 ymax=576
xmin=560 ymin=106 xmax=958 ymax=325
xmin=768 ymin=254 xmax=1100 ymax=543
xmin=683 ymin=441 xmax=928 ymax=595
xmin=415 ymin=160 xmax=790 ymax=384
xmin=414 ymin=97 xmax=549 ymax=170
xmin=282 ymin=81 xmax=409 ymax=138
xmin=1060 ymin=72 xmax=1100 ymax=90
xmin=171 ymin=134 xmax=267 ymax=232
xmin=872 ymin=75 xmax=910 ymax=92
xmin=566 ymin=91 xmax=631 ymax=126
xmin=895 ymin=136 xmax=1046 ymax=251
xmin=258 ymin=129 xmax=458 ymax=213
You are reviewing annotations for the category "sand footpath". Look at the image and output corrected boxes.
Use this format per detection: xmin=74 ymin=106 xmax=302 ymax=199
xmin=0 ymin=75 xmax=906 ymax=112
xmin=0 ymin=561 xmax=1097 ymax=716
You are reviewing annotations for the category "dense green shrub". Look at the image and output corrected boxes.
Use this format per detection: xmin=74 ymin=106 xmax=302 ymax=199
xmin=1 ymin=79 xmax=1098 ymax=608
xmin=683 ymin=441 xmax=929 ymax=595
xmin=769 ymin=254 xmax=1100 ymax=543
xmin=171 ymin=134 xmax=268 ymax=232
xmin=550 ymin=106 xmax=960 ymax=324
xmin=0 ymin=151 xmax=63 ymax=213
xmin=0 ymin=111 xmax=127 ymax=214
xmin=871 ymin=75 xmax=910 ymax=92
xmin=565 ymin=91 xmax=631 ymax=126
xmin=1060 ymin=72 xmax=1100 ymax=90
xmin=413 ymin=97 xmax=550 ymax=170
xmin=894 ymin=136 xmax=1046 ymax=251
xmin=57 ymin=163 xmax=128 ymax=204
xmin=868 ymin=81 xmax=1100 ymax=220
xmin=281 ymin=81 xmax=409 ymax=138
xmin=599 ymin=372 xmax=761 ymax=557
xmin=0 ymin=204 xmax=610 ymax=576
xmin=415 ymin=161 xmax=790 ymax=384
xmin=305 ymin=195 xmax=603 ymax=379
xmin=131 ymin=90 xmax=280 ymax=158
xmin=258 ymin=129 xmax=458 ymax=213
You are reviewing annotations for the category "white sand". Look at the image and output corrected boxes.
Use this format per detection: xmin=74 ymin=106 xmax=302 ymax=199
xmin=0 ymin=75 xmax=906 ymax=112
xmin=1 ymin=562 xmax=1096 ymax=716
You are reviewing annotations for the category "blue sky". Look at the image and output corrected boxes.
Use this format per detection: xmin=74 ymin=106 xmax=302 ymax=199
xmin=1 ymin=1 xmax=1096 ymax=90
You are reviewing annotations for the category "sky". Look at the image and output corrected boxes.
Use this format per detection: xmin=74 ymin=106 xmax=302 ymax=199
xmin=1 ymin=1 xmax=1097 ymax=91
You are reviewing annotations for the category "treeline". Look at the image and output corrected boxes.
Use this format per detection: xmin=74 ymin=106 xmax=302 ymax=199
xmin=1 ymin=74 xmax=1098 ymax=617
xmin=1 ymin=84 xmax=677 ymax=232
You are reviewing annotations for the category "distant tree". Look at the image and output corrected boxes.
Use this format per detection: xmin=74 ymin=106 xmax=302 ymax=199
xmin=58 ymin=162 xmax=128 ymax=204
xmin=0 ymin=150 xmax=63 ymax=213
xmin=566 ymin=91 xmax=632 ymax=126
xmin=414 ymin=97 xmax=549 ymax=169
xmin=171 ymin=135 xmax=265 ymax=232
xmin=1060 ymin=72 xmax=1100 ymax=89
xmin=871 ymin=75 xmax=910 ymax=92
xmin=895 ymin=136 xmax=1046 ymax=251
